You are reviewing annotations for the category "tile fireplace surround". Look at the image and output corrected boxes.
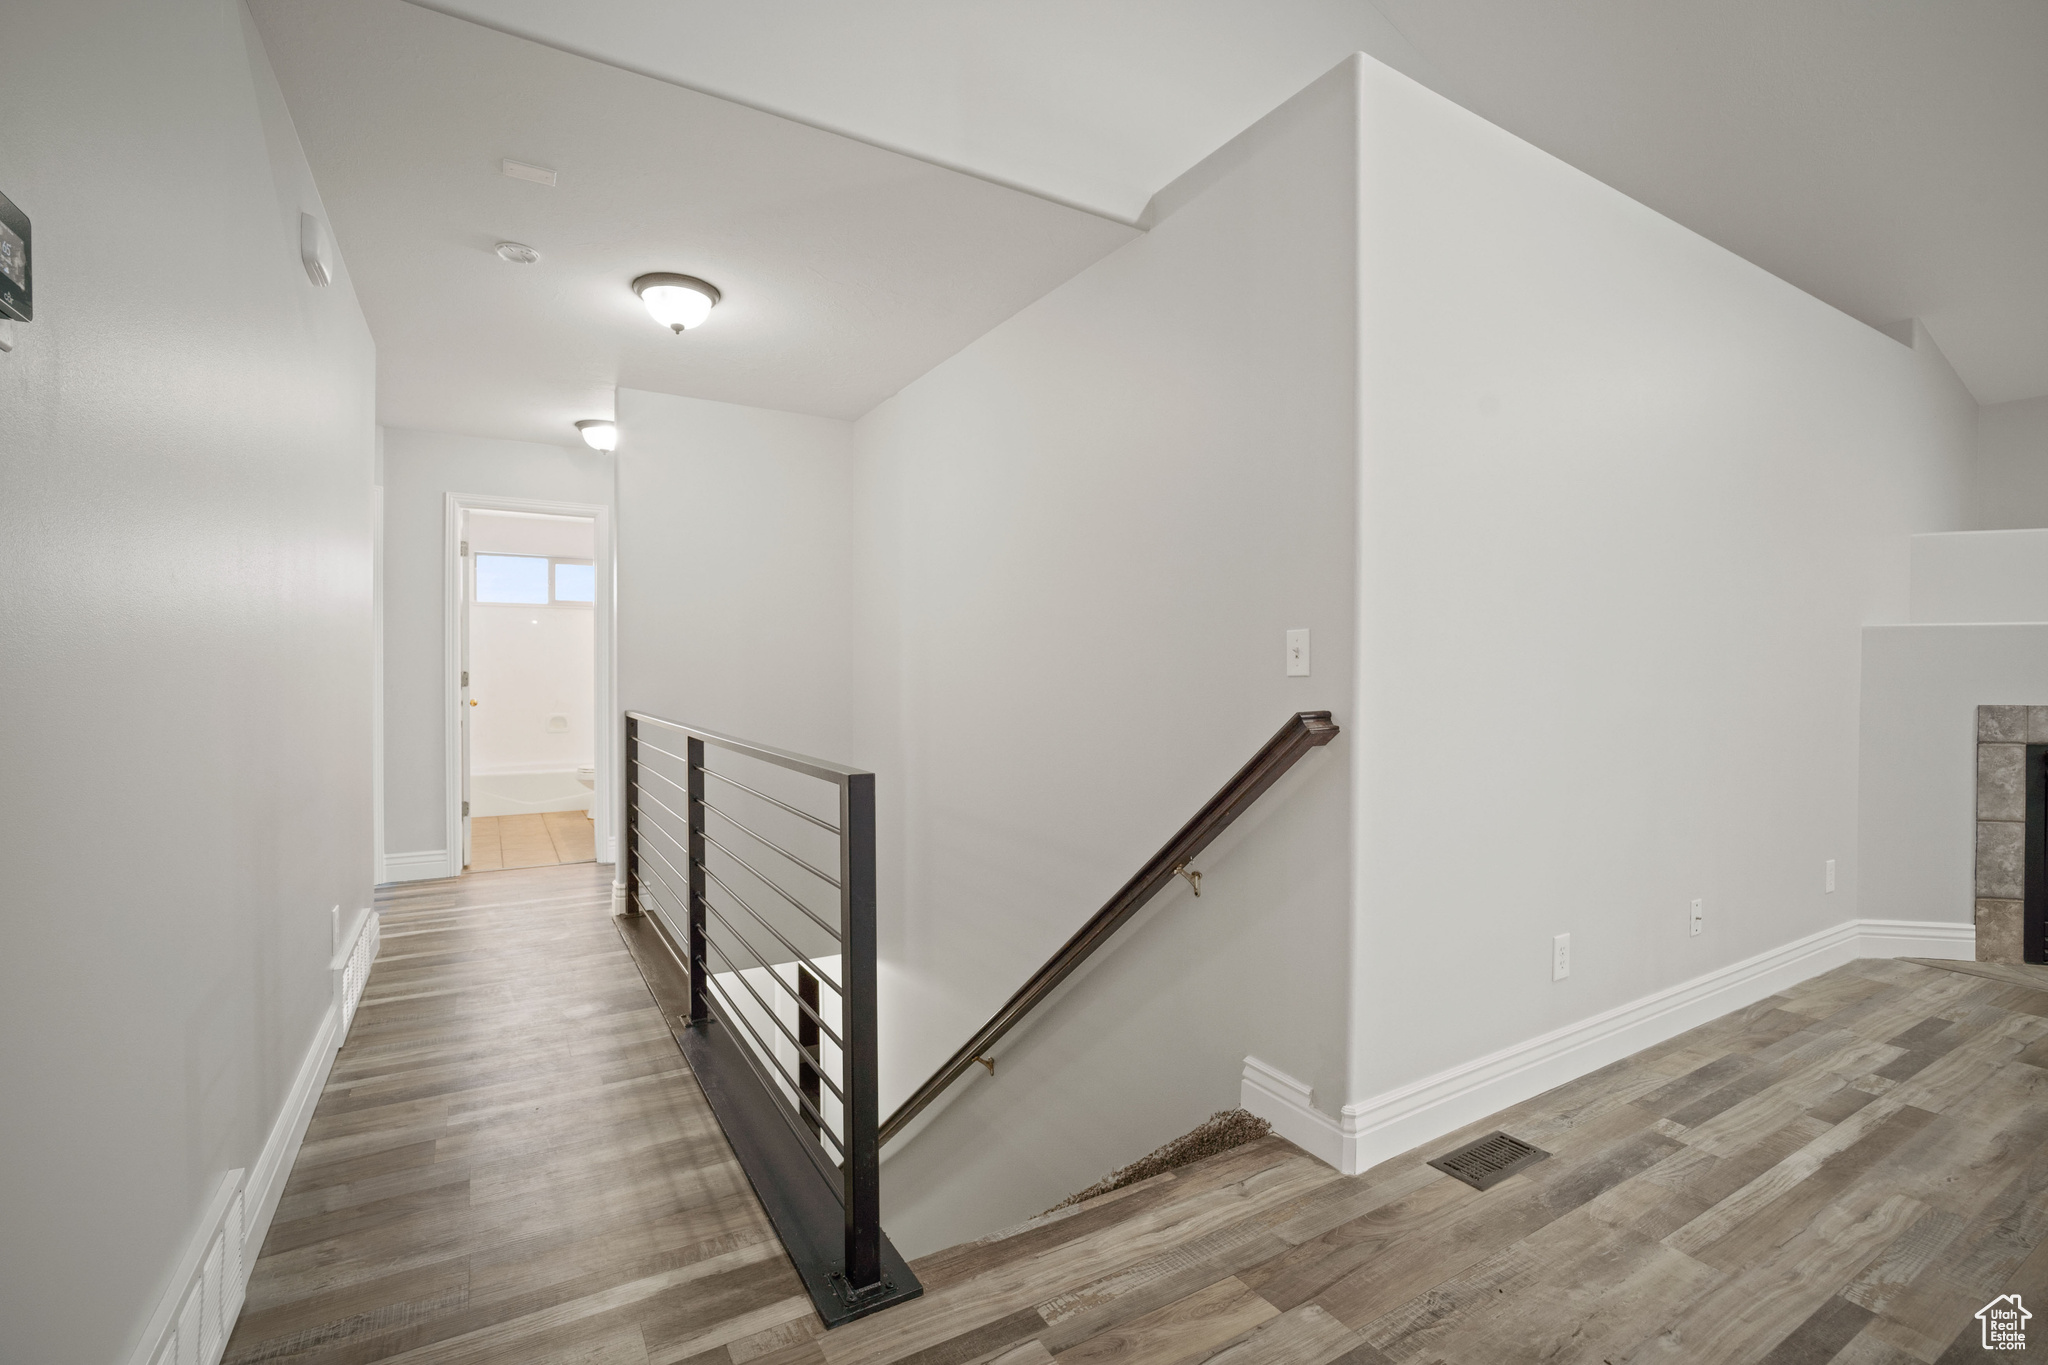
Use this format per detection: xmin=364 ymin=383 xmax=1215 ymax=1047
xmin=1975 ymin=705 xmax=2041 ymax=962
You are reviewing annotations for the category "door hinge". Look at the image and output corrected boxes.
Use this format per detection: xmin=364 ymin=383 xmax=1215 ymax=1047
xmin=462 ymin=800 xmax=470 ymax=817
xmin=461 ymin=670 xmax=468 ymax=687
xmin=460 ymin=540 xmax=469 ymax=556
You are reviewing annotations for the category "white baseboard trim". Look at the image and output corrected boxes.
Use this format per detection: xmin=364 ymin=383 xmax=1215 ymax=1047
xmin=126 ymin=1001 xmax=339 ymax=1365
xmin=333 ymin=906 xmax=380 ymax=1044
xmin=244 ymin=1000 xmax=340 ymax=1301
xmin=123 ymin=1169 xmax=244 ymax=1365
xmin=126 ymin=912 xmax=380 ymax=1365
xmin=382 ymin=848 xmax=454 ymax=883
xmin=1243 ymin=917 xmax=1975 ymax=1176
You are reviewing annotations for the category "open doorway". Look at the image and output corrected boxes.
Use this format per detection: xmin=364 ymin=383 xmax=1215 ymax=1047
xmin=445 ymin=495 xmax=614 ymax=874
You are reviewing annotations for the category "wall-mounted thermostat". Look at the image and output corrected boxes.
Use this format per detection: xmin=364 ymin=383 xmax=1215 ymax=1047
xmin=0 ymin=189 xmax=30 ymax=322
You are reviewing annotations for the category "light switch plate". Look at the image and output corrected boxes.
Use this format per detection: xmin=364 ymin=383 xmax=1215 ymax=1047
xmin=1286 ymin=628 xmax=1310 ymax=677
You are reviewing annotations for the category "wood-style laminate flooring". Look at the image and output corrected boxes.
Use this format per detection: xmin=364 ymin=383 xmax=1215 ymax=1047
xmin=228 ymin=866 xmax=2048 ymax=1365
xmin=466 ymin=810 xmax=595 ymax=871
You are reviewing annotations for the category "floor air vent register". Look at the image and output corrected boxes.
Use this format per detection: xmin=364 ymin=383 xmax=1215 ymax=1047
xmin=1428 ymin=1131 xmax=1550 ymax=1191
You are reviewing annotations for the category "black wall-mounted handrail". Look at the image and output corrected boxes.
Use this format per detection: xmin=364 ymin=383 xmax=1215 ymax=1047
xmin=877 ymin=710 xmax=1340 ymax=1145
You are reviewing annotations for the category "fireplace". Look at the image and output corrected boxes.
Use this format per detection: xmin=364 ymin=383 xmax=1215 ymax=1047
xmin=1974 ymin=706 xmax=2048 ymax=964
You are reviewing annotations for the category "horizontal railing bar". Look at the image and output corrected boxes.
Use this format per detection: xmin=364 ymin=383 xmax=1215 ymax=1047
xmin=700 ymin=977 xmax=847 ymax=1158
xmin=699 ymin=954 xmax=848 ymax=1147
xmin=631 ymin=864 xmax=692 ymax=939
xmin=628 ymin=864 xmax=700 ymax=953
xmin=627 ymin=803 xmax=698 ymax=885
xmin=631 ymin=862 xmax=687 ymax=929
xmin=697 ymin=798 xmax=842 ymax=889
xmin=697 ymin=828 xmax=841 ymax=941
xmin=632 ymin=788 xmax=838 ymax=957
xmin=633 ymin=758 xmax=694 ymax=803
xmin=627 ymin=796 xmax=698 ymax=878
xmin=636 ymin=741 xmax=842 ymax=853
xmin=628 ymin=821 xmax=692 ymax=905
xmin=625 ymin=833 xmax=705 ymax=989
xmin=630 ymin=814 xmax=844 ymax=1050
xmin=629 ymin=712 xmax=868 ymax=785
xmin=698 ymin=891 xmax=846 ymax=1052
xmin=697 ymin=930 xmax=848 ymax=1105
xmin=698 ymin=863 xmax=845 ymax=1043
xmin=701 ymin=937 xmax=849 ymax=1115
xmin=879 ymin=710 xmax=1340 ymax=1144
xmin=701 ymin=766 xmax=841 ymax=835
xmin=630 ymin=735 xmax=695 ymax=771
xmin=629 ymin=779 xmax=693 ymax=836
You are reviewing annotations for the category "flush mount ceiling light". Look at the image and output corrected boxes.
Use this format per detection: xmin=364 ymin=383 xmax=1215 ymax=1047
xmin=495 ymin=241 xmax=540 ymax=265
xmin=632 ymin=273 xmax=720 ymax=333
xmin=575 ymin=419 xmax=618 ymax=451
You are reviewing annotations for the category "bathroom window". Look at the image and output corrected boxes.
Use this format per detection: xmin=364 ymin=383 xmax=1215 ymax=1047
xmin=553 ymin=561 xmax=595 ymax=603
xmin=474 ymin=554 xmax=594 ymax=607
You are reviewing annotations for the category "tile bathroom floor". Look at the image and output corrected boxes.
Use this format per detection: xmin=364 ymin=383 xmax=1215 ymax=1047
xmin=466 ymin=809 xmax=594 ymax=870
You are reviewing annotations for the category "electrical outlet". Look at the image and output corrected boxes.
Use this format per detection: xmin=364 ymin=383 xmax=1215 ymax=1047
xmin=1690 ymin=898 xmax=1703 ymax=936
xmin=1825 ymin=859 xmax=1836 ymax=893
xmin=1552 ymin=933 xmax=1571 ymax=981
xmin=1285 ymin=628 xmax=1310 ymax=677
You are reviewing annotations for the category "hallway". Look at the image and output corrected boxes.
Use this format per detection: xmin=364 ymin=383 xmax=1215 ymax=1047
xmin=226 ymin=865 xmax=814 ymax=1364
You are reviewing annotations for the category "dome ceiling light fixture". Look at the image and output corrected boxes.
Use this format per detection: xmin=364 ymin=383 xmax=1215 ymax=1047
xmin=632 ymin=272 xmax=720 ymax=333
xmin=495 ymin=241 xmax=540 ymax=264
xmin=575 ymin=419 xmax=618 ymax=451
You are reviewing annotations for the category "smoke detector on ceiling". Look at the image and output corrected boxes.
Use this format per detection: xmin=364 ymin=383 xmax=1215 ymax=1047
xmin=495 ymin=242 xmax=540 ymax=265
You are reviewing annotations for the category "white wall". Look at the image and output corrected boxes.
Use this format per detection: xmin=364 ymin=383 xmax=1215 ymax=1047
xmin=0 ymin=3 xmax=377 ymax=1362
xmin=381 ymin=429 xmax=613 ymax=860
xmin=1860 ymin=625 xmax=2048 ymax=928
xmin=470 ymin=607 xmax=596 ymax=775
xmin=1346 ymin=56 xmax=1976 ymax=1123
xmin=468 ymin=509 xmax=598 ymax=558
xmin=614 ymin=389 xmax=860 ymax=759
xmin=1972 ymin=395 xmax=2048 ymax=530
xmin=1909 ymin=530 xmax=2048 ymax=623
xmin=854 ymin=62 xmax=1360 ymax=1253
xmin=467 ymin=512 xmax=596 ymax=776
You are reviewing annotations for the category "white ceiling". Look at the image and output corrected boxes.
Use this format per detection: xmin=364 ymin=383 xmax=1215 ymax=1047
xmin=409 ymin=0 xmax=2048 ymax=407
xmin=247 ymin=1 xmax=1136 ymax=444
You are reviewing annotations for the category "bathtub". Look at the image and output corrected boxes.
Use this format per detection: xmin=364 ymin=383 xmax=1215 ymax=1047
xmin=470 ymin=769 xmax=595 ymax=816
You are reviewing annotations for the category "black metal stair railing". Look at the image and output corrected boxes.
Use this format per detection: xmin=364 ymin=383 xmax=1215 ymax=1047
xmin=621 ymin=713 xmax=919 ymax=1326
xmin=619 ymin=709 xmax=1339 ymax=1326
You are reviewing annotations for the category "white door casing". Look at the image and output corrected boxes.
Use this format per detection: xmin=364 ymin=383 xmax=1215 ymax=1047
xmin=443 ymin=492 xmax=616 ymax=874
xmin=459 ymin=522 xmax=472 ymax=869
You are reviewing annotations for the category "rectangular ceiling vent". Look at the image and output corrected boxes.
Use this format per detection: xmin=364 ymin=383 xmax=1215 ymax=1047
xmin=501 ymin=158 xmax=557 ymax=186
xmin=1428 ymin=1131 xmax=1549 ymax=1191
